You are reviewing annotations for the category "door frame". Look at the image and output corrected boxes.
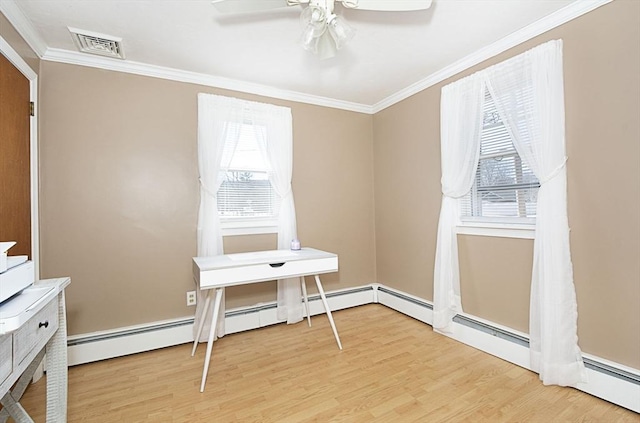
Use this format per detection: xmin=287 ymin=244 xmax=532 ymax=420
xmin=0 ymin=35 xmax=39 ymax=277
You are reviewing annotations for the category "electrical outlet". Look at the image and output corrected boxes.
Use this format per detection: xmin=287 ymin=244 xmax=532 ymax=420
xmin=186 ymin=290 xmax=197 ymax=306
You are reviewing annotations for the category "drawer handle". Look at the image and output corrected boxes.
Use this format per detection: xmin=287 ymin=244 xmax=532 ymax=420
xmin=269 ymin=262 xmax=285 ymax=268
xmin=39 ymin=321 xmax=49 ymax=329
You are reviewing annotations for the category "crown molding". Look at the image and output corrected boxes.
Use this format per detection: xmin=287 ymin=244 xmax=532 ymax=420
xmin=0 ymin=0 xmax=371 ymax=113
xmin=0 ymin=0 xmax=47 ymax=57
xmin=2 ymin=0 xmax=611 ymax=115
xmin=41 ymin=48 xmax=374 ymax=114
xmin=371 ymin=0 xmax=613 ymax=113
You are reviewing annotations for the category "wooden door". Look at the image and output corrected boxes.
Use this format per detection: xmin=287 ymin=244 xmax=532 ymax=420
xmin=0 ymin=53 xmax=31 ymax=258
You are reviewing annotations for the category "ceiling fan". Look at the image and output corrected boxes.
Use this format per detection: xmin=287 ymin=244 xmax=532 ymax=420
xmin=211 ymin=0 xmax=433 ymax=59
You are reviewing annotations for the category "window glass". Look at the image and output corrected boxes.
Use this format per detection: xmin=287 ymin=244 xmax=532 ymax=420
xmin=461 ymin=89 xmax=540 ymax=223
xmin=217 ymin=122 xmax=280 ymax=221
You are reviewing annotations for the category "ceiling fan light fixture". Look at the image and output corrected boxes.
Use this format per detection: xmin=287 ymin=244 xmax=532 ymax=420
xmin=301 ymin=26 xmax=322 ymax=53
xmin=328 ymin=15 xmax=355 ymax=50
xmin=316 ymin=32 xmax=338 ymax=60
xmin=211 ymin=0 xmax=434 ymax=57
xmin=300 ymin=5 xmax=328 ymax=52
xmin=300 ymin=5 xmax=327 ymax=30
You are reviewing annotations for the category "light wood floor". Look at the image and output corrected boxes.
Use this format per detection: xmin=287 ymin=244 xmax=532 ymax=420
xmin=10 ymin=304 xmax=639 ymax=422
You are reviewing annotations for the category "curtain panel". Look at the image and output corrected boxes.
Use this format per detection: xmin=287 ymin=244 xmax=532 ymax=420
xmin=253 ymin=105 xmax=303 ymax=324
xmin=195 ymin=93 xmax=300 ymax=342
xmin=434 ymin=40 xmax=586 ymax=386
xmin=433 ymin=75 xmax=484 ymax=332
xmin=194 ymin=93 xmax=237 ymax=341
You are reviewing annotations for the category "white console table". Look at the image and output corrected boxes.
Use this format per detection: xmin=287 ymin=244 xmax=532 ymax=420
xmin=0 ymin=277 xmax=70 ymax=423
xmin=192 ymin=248 xmax=341 ymax=392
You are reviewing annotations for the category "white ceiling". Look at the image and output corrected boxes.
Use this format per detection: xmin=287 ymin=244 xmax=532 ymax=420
xmin=3 ymin=0 xmax=602 ymax=112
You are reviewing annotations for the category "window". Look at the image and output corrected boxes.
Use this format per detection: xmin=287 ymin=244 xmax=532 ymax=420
xmin=217 ymin=121 xmax=280 ymax=234
xmin=460 ymin=88 xmax=540 ymax=233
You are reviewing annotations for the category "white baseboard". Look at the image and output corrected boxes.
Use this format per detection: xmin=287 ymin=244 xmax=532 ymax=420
xmin=66 ymin=283 xmax=639 ymax=413
xmin=67 ymin=319 xmax=194 ymax=366
xmin=223 ymin=286 xmax=374 ymax=335
xmin=374 ymin=284 xmax=640 ymax=413
xmin=67 ymin=286 xmax=375 ymax=366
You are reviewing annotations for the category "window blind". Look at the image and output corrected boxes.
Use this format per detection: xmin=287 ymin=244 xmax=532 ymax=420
xmin=461 ymin=89 xmax=539 ymax=221
xmin=217 ymin=122 xmax=280 ymax=219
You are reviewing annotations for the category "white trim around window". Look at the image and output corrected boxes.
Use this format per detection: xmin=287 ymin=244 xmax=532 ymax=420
xmin=456 ymin=220 xmax=535 ymax=239
xmin=220 ymin=218 xmax=278 ymax=237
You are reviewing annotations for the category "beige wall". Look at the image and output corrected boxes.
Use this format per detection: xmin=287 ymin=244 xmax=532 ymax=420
xmin=5 ymin=0 xmax=638 ymax=370
xmin=563 ymin=0 xmax=639 ymax=369
xmin=373 ymin=92 xmax=441 ymax=297
xmin=373 ymin=0 xmax=640 ymax=368
xmin=38 ymin=62 xmax=376 ymax=335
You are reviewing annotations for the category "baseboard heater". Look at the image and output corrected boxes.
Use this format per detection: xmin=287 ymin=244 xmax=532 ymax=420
xmin=67 ymin=284 xmax=639 ymax=388
xmin=224 ymin=286 xmax=374 ymax=318
xmin=67 ymin=318 xmax=194 ymax=347
xmin=376 ymin=286 xmax=640 ymax=387
xmin=67 ymin=286 xmax=373 ymax=347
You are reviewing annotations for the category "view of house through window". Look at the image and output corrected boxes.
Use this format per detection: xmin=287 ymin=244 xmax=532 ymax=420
xmin=461 ymin=89 xmax=540 ymax=223
xmin=217 ymin=122 xmax=280 ymax=221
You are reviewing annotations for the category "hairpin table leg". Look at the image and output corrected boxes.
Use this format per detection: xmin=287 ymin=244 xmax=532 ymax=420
xmin=314 ymin=275 xmax=342 ymax=350
xmin=301 ymin=277 xmax=311 ymax=327
xmin=200 ymin=288 xmax=223 ymax=392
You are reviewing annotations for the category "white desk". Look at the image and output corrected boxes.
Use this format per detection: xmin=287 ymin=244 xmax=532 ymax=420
xmin=192 ymin=248 xmax=341 ymax=392
xmin=0 ymin=277 xmax=70 ymax=423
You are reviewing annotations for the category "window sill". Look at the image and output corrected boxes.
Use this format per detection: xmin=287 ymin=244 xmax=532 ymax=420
xmin=456 ymin=222 xmax=535 ymax=239
xmin=220 ymin=219 xmax=278 ymax=237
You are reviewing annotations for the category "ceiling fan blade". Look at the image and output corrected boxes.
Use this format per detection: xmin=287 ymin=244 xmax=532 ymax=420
xmin=211 ymin=0 xmax=291 ymax=13
xmin=345 ymin=0 xmax=433 ymax=11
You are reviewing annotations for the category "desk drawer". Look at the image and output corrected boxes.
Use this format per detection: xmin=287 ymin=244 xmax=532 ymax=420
xmin=200 ymin=256 xmax=338 ymax=288
xmin=0 ymin=333 xmax=12 ymax=386
xmin=13 ymin=297 xmax=58 ymax=367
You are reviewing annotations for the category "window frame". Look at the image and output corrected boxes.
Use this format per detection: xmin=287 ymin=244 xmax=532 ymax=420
xmin=220 ymin=216 xmax=279 ymax=236
xmin=457 ymin=89 xmax=539 ymax=239
xmin=456 ymin=221 xmax=535 ymax=239
xmin=216 ymin=121 xmax=280 ymax=237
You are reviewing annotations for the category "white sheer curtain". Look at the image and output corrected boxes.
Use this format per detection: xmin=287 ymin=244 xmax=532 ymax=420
xmin=253 ymin=107 xmax=303 ymax=324
xmin=196 ymin=93 xmax=301 ymax=340
xmin=433 ymin=74 xmax=485 ymax=333
xmin=435 ymin=39 xmax=585 ymax=386
xmin=486 ymin=40 xmax=586 ymax=386
xmin=194 ymin=93 xmax=243 ymax=341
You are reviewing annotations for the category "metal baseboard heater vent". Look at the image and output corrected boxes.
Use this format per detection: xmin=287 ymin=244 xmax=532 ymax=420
xmin=225 ymin=286 xmax=373 ymax=318
xmin=68 ymin=286 xmax=373 ymax=347
xmin=68 ymin=284 xmax=638 ymax=387
xmin=377 ymin=286 xmax=640 ymax=386
xmin=67 ymin=318 xmax=193 ymax=347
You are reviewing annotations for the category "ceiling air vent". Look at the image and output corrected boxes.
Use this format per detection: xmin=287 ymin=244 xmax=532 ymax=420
xmin=68 ymin=27 xmax=125 ymax=59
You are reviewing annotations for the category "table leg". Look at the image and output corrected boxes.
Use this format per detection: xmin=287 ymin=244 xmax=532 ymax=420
xmin=300 ymin=277 xmax=311 ymax=327
xmin=0 ymin=392 xmax=34 ymax=423
xmin=200 ymin=288 xmax=223 ymax=393
xmin=313 ymin=275 xmax=342 ymax=350
xmin=46 ymin=291 xmax=68 ymax=423
xmin=192 ymin=290 xmax=212 ymax=356
xmin=0 ymin=347 xmax=45 ymax=423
